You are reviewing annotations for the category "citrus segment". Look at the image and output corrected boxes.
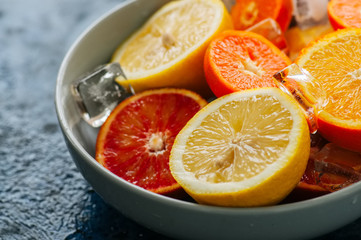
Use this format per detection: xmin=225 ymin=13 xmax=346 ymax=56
xmin=296 ymin=28 xmax=361 ymax=152
xmin=328 ymin=0 xmax=361 ymax=30
xmin=96 ymin=88 xmax=207 ymax=195
xmin=111 ymin=0 xmax=233 ymax=97
xmin=231 ymin=0 xmax=293 ymax=32
xmin=204 ymin=30 xmax=291 ymax=97
xmin=169 ymin=87 xmax=310 ymax=207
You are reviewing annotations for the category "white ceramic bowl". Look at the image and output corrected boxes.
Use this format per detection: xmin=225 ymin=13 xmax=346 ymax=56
xmin=55 ymin=0 xmax=361 ymax=239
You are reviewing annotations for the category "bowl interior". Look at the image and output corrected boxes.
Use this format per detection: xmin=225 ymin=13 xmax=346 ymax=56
xmin=55 ymin=0 xmax=361 ymax=239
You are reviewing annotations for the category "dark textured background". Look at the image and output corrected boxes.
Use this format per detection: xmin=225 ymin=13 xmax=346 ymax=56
xmin=0 ymin=0 xmax=361 ymax=239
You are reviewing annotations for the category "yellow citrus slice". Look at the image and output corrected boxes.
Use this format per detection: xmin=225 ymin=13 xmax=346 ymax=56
xmin=111 ymin=0 xmax=233 ymax=97
xmin=169 ymin=87 xmax=310 ymax=207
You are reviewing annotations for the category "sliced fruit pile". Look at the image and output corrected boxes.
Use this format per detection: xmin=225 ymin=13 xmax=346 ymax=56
xmin=94 ymin=0 xmax=361 ymax=207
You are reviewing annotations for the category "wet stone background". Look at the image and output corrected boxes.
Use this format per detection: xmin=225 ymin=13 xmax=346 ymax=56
xmin=0 ymin=0 xmax=361 ymax=239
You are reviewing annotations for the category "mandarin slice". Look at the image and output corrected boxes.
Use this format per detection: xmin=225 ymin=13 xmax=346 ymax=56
xmin=204 ymin=30 xmax=291 ymax=97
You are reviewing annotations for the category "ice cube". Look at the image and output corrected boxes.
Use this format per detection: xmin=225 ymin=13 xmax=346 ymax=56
xmin=71 ymin=63 xmax=133 ymax=128
xmin=292 ymin=0 xmax=329 ymax=30
xmin=221 ymin=0 xmax=236 ymax=12
xmin=273 ymin=63 xmax=327 ymax=133
xmin=311 ymin=143 xmax=361 ymax=192
xmin=246 ymin=18 xmax=288 ymax=53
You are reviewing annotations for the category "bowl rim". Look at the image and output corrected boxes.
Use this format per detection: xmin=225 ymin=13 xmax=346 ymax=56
xmin=55 ymin=0 xmax=361 ymax=217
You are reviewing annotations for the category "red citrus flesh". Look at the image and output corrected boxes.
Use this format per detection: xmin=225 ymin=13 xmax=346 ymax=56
xmin=96 ymin=88 xmax=207 ymax=195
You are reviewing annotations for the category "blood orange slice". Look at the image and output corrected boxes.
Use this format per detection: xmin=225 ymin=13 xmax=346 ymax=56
xmin=96 ymin=88 xmax=207 ymax=195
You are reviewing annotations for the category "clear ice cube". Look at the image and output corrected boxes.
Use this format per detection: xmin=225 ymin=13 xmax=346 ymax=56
xmin=71 ymin=63 xmax=133 ymax=128
xmin=245 ymin=18 xmax=288 ymax=53
xmin=293 ymin=0 xmax=329 ymax=30
xmin=310 ymin=143 xmax=361 ymax=192
xmin=273 ymin=63 xmax=327 ymax=133
xmin=221 ymin=0 xmax=236 ymax=12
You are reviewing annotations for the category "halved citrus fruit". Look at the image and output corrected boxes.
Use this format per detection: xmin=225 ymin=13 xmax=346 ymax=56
xmin=231 ymin=0 xmax=293 ymax=32
xmin=95 ymin=88 xmax=207 ymax=195
xmin=328 ymin=0 xmax=361 ymax=30
xmin=296 ymin=28 xmax=361 ymax=152
xmin=204 ymin=30 xmax=291 ymax=97
xmin=169 ymin=87 xmax=310 ymax=207
xmin=111 ymin=0 xmax=233 ymax=97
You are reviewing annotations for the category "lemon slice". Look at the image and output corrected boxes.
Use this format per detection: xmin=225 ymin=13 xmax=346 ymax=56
xmin=111 ymin=0 xmax=233 ymax=97
xmin=169 ymin=87 xmax=310 ymax=207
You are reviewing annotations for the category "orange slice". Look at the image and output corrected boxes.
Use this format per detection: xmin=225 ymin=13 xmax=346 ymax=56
xmin=296 ymin=28 xmax=361 ymax=152
xmin=170 ymin=87 xmax=310 ymax=207
xmin=231 ymin=0 xmax=293 ymax=32
xmin=328 ymin=0 xmax=361 ymax=30
xmin=96 ymin=88 xmax=207 ymax=195
xmin=204 ymin=30 xmax=291 ymax=97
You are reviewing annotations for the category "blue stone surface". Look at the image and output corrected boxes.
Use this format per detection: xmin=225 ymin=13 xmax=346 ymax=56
xmin=0 ymin=0 xmax=360 ymax=239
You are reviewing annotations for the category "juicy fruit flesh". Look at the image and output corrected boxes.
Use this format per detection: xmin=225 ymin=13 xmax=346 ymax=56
xmin=300 ymin=33 xmax=361 ymax=120
xmin=212 ymin=34 xmax=289 ymax=90
xmin=240 ymin=1 xmax=258 ymax=28
xmin=119 ymin=1 xmax=217 ymax=72
xmin=100 ymin=92 xmax=204 ymax=191
xmin=183 ymin=95 xmax=293 ymax=183
xmin=329 ymin=0 xmax=361 ymax=28
xmin=232 ymin=0 xmax=281 ymax=30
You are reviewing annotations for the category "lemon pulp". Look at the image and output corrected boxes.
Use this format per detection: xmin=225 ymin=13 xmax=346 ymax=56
xmin=183 ymin=95 xmax=293 ymax=183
